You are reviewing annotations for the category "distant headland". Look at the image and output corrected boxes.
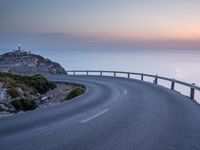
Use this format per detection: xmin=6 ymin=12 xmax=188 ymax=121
xmin=0 ymin=45 xmax=66 ymax=75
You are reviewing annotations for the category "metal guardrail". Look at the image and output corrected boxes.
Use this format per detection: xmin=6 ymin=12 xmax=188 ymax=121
xmin=66 ymin=70 xmax=200 ymax=101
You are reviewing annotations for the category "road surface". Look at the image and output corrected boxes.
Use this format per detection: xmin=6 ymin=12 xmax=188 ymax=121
xmin=0 ymin=75 xmax=200 ymax=150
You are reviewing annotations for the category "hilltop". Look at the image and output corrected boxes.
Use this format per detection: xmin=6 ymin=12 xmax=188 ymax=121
xmin=0 ymin=46 xmax=66 ymax=75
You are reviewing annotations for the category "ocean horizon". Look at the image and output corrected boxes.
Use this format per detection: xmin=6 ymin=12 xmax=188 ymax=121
xmin=1 ymin=48 xmax=200 ymax=101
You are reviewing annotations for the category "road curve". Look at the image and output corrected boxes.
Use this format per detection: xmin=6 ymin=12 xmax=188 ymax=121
xmin=0 ymin=75 xmax=200 ymax=150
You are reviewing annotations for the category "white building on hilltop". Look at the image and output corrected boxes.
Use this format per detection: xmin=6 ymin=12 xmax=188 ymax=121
xmin=14 ymin=44 xmax=31 ymax=55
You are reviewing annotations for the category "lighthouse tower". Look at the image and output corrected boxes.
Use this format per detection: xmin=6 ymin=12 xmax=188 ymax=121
xmin=18 ymin=44 xmax=21 ymax=51
xmin=14 ymin=44 xmax=31 ymax=55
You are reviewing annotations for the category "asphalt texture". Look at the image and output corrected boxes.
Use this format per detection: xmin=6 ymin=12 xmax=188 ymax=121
xmin=0 ymin=75 xmax=200 ymax=150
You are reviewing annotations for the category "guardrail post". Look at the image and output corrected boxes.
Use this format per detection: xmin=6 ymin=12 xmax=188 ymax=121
xmin=154 ymin=75 xmax=158 ymax=84
xmin=114 ymin=72 xmax=116 ymax=77
xmin=86 ymin=71 xmax=88 ymax=75
xmin=100 ymin=71 xmax=102 ymax=76
xmin=73 ymin=71 xmax=75 ymax=75
xmin=171 ymin=80 xmax=175 ymax=90
xmin=141 ymin=74 xmax=143 ymax=81
xmin=127 ymin=72 xmax=130 ymax=78
xmin=190 ymin=83 xmax=195 ymax=100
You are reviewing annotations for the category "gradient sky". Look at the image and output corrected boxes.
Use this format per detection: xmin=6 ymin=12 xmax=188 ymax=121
xmin=1 ymin=0 xmax=200 ymax=50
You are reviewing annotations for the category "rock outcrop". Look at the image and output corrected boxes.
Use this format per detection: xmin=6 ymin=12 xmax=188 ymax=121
xmin=0 ymin=48 xmax=66 ymax=75
xmin=0 ymin=82 xmax=11 ymax=103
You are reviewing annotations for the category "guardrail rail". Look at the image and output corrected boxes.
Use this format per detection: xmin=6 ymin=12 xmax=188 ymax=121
xmin=66 ymin=70 xmax=200 ymax=101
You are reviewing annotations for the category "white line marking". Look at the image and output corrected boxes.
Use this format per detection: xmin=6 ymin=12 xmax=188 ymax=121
xmin=80 ymin=109 xmax=109 ymax=123
xmin=45 ymin=131 xmax=54 ymax=136
xmin=124 ymin=89 xmax=128 ymax=95
xmin=114 ymin=93 xmax=120 ymax=100
xmin=107 ymin=91 xmax=121 ymax=106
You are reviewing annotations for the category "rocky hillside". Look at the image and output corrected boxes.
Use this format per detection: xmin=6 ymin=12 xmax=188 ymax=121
xmin=0 ymin=72 xmax=57 ymax=113
xmin=0 ymin=49 xmax=66 ymax=75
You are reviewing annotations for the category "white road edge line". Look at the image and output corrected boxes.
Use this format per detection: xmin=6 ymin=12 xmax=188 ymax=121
xmin=80 ymin=109 xmax=109 ymax=123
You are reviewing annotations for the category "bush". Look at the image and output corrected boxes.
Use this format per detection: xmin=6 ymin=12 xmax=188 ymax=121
xmin=10 ymin=98 xmax=38 ymax=112
xmin=10 ymin=99 xmax=23 ymax=112
xmin=7 ymin=87 xmax=20 ymax=98
xmin=29 ymin=74 xmax=56 ymax=94
xmin=21 ymin=98 xmax=38 ymax=111
xmin=49 ymin=82 xmax=57 ymax=90
xmin=0 ymin=72 xmax=56 ymax=97
xmin=65 ymin=87 xmax=85 ymax=100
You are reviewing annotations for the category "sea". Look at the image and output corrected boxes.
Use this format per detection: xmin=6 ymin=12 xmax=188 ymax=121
xmin=1 ymin=48 xmax=200 ymax=102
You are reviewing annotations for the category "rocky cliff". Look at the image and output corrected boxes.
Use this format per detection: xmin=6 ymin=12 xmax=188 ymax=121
xmin=0 ymin=49 xmax=66 ymax=75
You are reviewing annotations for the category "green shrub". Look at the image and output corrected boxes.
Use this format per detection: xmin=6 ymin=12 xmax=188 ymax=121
xmin=0 ymin=72 xmax=56 ymax=96
xmin=65 ymin=87 xmax=85 ymax=100
xmin=7 ymin=87 xmax=20 ymax=98
xmin=10 ymin=99 xmax=23 ymax=112
xmin=21 ymin=98 xmax=38 ymax=111
xmin=29 ymin=74 xmax=56 ymax=94
xmin=10 ymin=98 xmax=38 ymax=112
xmin=49 ymin=82 xmax=57 ymax=90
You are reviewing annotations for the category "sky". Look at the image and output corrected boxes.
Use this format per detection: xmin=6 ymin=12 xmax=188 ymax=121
xmin=0 ymin=0 xmax=200 ymax=50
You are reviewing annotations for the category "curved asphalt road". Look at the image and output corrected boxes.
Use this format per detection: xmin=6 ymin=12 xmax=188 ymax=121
xmin=0 ymin=75 xmax=200 ymax=150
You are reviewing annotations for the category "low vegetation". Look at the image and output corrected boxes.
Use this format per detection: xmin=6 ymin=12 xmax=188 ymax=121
xmin=0 ymin=72 xmax=56 ymax=95
xmin=10 ymin=98 xmax=38 ymax=112
xmin=7 ymin=87 xmax=20 ymax=98
xmin=0 ymin=72 xmax=85 ymax=114
xmin=65 ymin=86 xmax=86 ymax=100
xmin=28 ymin=74 xmax=57 ymax=94
xmin=0 ymin=72 xmax=56 ymax=112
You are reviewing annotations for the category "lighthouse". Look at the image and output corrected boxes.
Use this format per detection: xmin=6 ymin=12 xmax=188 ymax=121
xmin=18 ymin=44 xmax=21 ymax=51
xmin=14 ymin=44 xmax=31 ymax=55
